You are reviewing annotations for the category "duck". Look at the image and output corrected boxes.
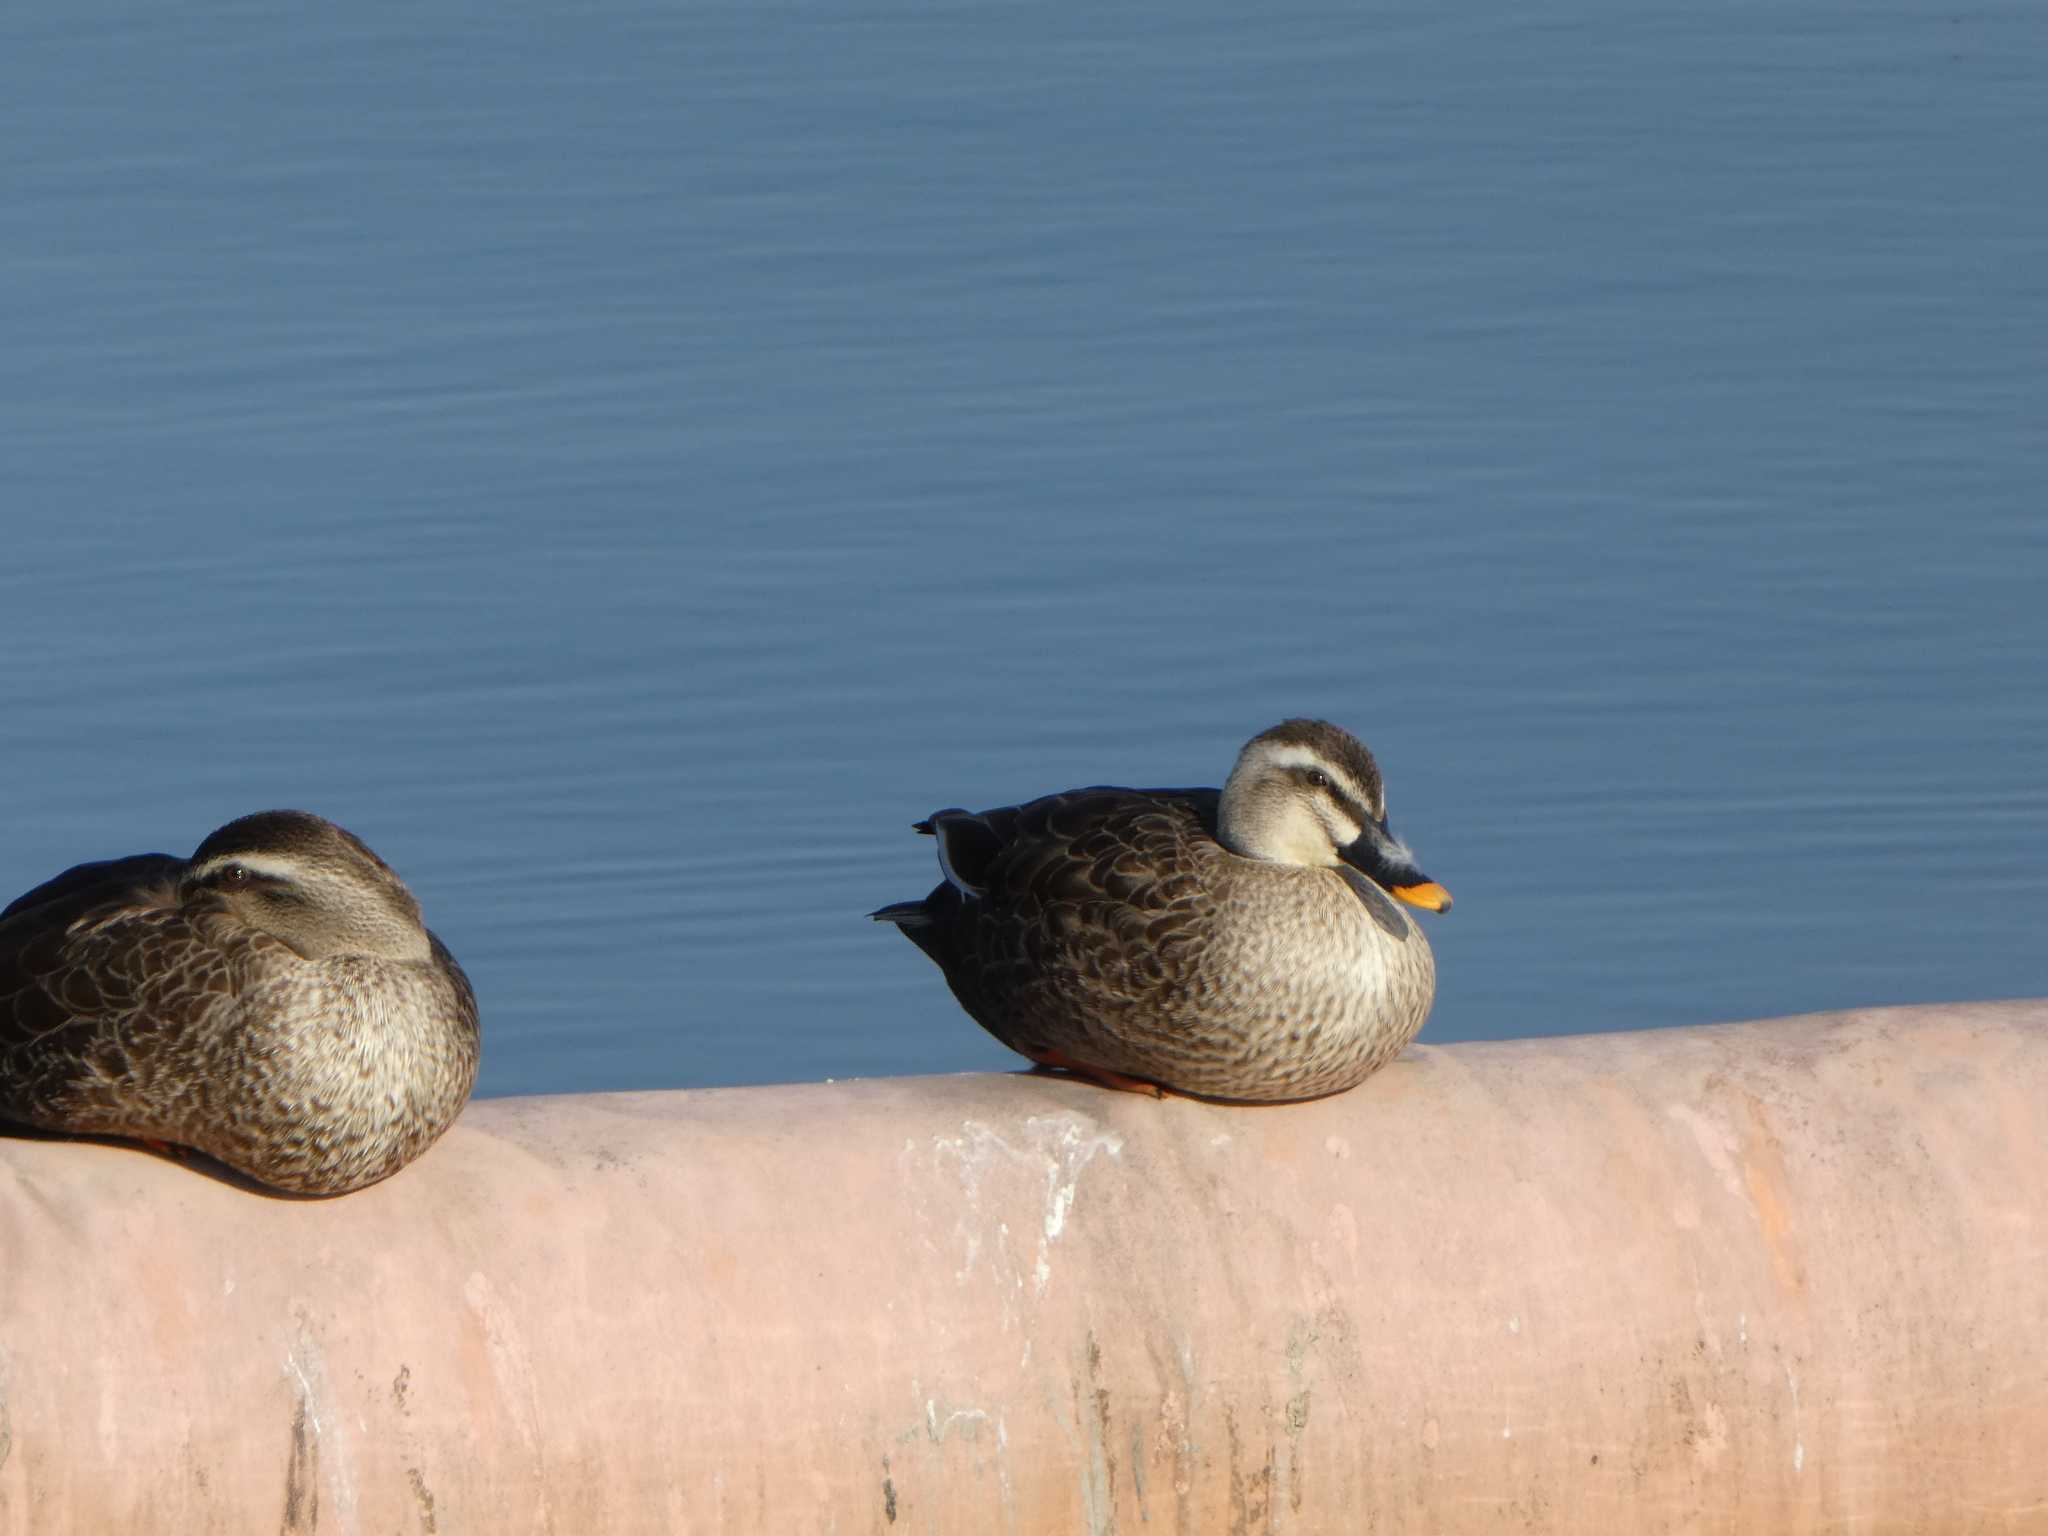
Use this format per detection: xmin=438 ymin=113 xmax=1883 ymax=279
xmin=0 ymin=810 xmax=480 ymax=1195
xmin=873 ymin=719 xmax=1451 ymax=1101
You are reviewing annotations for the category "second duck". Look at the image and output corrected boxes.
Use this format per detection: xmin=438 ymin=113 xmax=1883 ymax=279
xmin=0 ymin=810 xmax=480 ymax=1195
xmin=874 ymin=718 xmax=1451 ymax=1101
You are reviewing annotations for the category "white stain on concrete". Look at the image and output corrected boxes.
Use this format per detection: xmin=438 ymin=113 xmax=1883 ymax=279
xmin=995 ymin=1413 xmax=1015 ymax=1518
xmin=1667 ymin=1103 xmax=1744 ymax=1198
xmin=465 ymin=1271 xmax=557 ymax=1532
xmin=284 ymin=1308 xmax=361 ymax=1536
xmin=1785 ymin=1363 xmax=1805 ymax=1474
xmin=910 ymin=1381 xmax=1013 ymax=1517
xmin=1031 ymin=1116 xmax=1122 ymax=1296
xmin=923 ymin=1113 xmax=1124 ymax=1301
xmin=925 ymin=1398 xmax=992 ymax=1444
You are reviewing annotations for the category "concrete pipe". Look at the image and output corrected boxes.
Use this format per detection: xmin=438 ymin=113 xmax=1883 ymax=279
xmin=2 ymin=1000 xmax=2044 ymax=1534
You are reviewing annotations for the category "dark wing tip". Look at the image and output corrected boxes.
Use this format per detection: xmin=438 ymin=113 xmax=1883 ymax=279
xmin=870 ymin=899 xmax=932 ymax=927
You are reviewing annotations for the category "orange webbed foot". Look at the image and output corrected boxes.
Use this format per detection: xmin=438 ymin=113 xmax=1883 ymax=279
xmin=1027 ymin=1050 xmax=1170 ymax=1098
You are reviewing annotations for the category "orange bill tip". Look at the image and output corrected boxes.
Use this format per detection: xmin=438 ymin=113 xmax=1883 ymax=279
xmin=1391 ymin=881 xmax=1453 ymax=914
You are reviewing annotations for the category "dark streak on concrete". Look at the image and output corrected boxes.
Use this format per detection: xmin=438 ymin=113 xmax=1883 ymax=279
xmin=407 ymin=1466 xmax=438 ymax=1533
xmin=1085 ymin=1329 xmax=1119 ymax=1524
xmin=1223 ymin=1405 xmax=1278 ymax=1536
xmin=392 ymin=1364 xmax=411 ymax=1415
xmin=1286 ymin=1391 xmax=1311 ymax=1514
xmin=1225 ymin=1407 xmax=1246 ymax=1536
xmin=279 ymin=1400 xmax=319 ymax=1534
xmin=882 ymin=1454 xmax=898 ymax=1524
xmin=1129 ymin=1424 xmax=1150 ymax=1525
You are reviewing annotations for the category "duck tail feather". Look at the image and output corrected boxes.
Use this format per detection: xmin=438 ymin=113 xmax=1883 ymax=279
xmin=870 ymin=899 xmax=932 ymax=927
xmin=924 ymin=808 xmax=1001 ymax=899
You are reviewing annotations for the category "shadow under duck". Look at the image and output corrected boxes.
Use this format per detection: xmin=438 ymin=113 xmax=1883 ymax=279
xmin=0 ymin=810 xmax=479 ymax=1195
xmin=874 ymin=719 xmax=1451 ymax=1101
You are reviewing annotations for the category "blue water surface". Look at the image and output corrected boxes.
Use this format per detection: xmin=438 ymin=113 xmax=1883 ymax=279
xmin=3 ymin=3 xmax=2043 ymax=1095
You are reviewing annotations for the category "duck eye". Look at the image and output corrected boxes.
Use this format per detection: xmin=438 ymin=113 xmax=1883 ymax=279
xmin=1306 ymin=770 xmax=1331 ymax=790
xmin=220 ymin=864 xmax=250 ymax=886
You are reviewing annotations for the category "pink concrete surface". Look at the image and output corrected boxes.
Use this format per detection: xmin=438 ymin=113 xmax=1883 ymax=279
xmin=2 ymin=1001 xmax=2045 ymax=1534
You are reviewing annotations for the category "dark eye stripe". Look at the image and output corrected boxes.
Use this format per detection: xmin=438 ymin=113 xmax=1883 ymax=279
xmin=1290 ymin=766 xmax=1373 ymax=826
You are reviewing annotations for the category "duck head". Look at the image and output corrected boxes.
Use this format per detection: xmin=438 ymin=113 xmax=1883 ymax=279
xmin=1217 ymin=719 xmax=1452 ymax=913
xmin=179 ymin=810 xmax=435 ymax=961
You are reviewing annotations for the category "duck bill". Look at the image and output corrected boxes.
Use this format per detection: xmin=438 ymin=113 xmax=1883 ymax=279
xmin=1389 ymin=879 xmax=1453 ymax=913
xmin=1339 ymin=820 xmax=1453 ymax=914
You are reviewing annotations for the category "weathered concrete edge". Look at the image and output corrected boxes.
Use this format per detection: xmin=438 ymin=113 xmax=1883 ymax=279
xmin=2 ymin=1000 xmax=2046 ymax=1535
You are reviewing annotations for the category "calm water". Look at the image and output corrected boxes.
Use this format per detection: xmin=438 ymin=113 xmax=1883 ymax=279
xmin=3 ymin=4 xmax=2043 ymax=1098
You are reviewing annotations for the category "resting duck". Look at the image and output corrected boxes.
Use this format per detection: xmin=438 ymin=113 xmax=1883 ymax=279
xmin=0 ymin=810 xmax=480 ymax=1194
xmin=875 ymin=719 xmax=1450 ymax=1101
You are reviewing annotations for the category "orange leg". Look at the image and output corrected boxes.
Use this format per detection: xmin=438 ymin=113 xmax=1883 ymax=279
xmin=1027 ymin=1049 xmax=1168 ymax=1099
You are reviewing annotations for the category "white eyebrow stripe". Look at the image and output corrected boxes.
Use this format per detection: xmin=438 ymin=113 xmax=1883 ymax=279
xmin=1259 ymin=744 xmax=1343 ymax=775
xmin=1256 ymin=745 xmax=1379 ymax=814
xmin=190 ymin=853 xmax=304 ymax=883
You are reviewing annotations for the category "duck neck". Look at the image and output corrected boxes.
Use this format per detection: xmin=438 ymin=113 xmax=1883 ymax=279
xmin=1216 ymin=773 xmax=1322 ymax=865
